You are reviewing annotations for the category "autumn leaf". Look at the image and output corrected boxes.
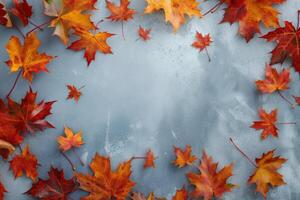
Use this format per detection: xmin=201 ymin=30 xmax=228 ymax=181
xmin=144 ymin=0 xmax=202 ymax=32
xmin=138 ymin=26 xmax=151 ymax=41
xmin=75 ymin=153 xmax=135 ymax=200
xmin=131 ymin=192 xmax=166 ymax=200
xmin=143 ymin=149 xmax=156 ymax=169
xmin=187 ymin=150 xmax=236 ymax=200
xmin=172 ymin=145 xmax=197 ymax=168
xmin=5 ymin=88 xmax=55 ymax=134
xmin=172 ymin=187 xmax=188 ymax=200
xmin=248 ymin=150 xmax=287 ymax=199
xmin=26 ymin=167 xmax=77 ymax=200
xmin=221 ymin=0 xmax=286 ymax=41
xmin=293 ymin=95 xmax=300 ymax=106
xmin=0 ymin=181 xmax=6 ymax=200
xmin=10 ymin=0 xmax=33 ymax=26
xmin=9 ymin=145 xmax=38 ymax=181
xmin=256 ymin=64 xmax=290 ymax=94
xmin=251 ymin=108 xmax=278 ymax=140
xmin=66 ymin=85 xmax=83 ymax=102
xmin=261 ymin=21 xmax=300 ymax=73
xmin=192 ymin=31 xmax=212 ymax=61
xmin=106 ymin=0 xmax=136 ymax=22
xmin=0 ymin=1 xmax=12 ymax=27
xmin=5 ymin=32 xmax=55 ymax=82
xmin=43 ymin=0 xmax=96 ymax=44
xmin=57 ymin=126 xmax=84 ymax=152
xmin=68 ymin=28 xmax=114 ymax=66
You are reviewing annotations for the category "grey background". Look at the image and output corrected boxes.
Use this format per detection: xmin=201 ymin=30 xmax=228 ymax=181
xmin=0 ymin=0 xmax=300 ymax=199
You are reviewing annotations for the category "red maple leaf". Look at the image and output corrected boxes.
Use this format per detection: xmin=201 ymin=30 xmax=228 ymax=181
xmin=26 ymin=167 xmax=77 ymax=200
xmin=192 ymin=32 xmax=212 ymax=61
xmin=0 ymin=180 xmax=6 ymax=200
xmin=10 ymin=0 xmax=33 ymax=26
xmin=138 ymin=26 xmax=151 ymax=41
xmin=261 ymin=21 xmax=300 ymax=73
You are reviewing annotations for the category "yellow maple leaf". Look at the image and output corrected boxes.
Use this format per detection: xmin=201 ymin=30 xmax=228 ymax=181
xmin=144 ymin=0 xmax=202 ymax=31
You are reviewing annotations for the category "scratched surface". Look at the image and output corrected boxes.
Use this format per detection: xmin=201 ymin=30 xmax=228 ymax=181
xmin=0 ymin=0 xmax=300 ymax=199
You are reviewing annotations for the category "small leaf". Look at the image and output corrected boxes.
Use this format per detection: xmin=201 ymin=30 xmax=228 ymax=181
xmin=143 ymin=149 xmax=156 ymax=169
xmin=57 ymin=126 xmax=84 ymax=152
xmin=172 ymin=145 xmax=197 ymax=168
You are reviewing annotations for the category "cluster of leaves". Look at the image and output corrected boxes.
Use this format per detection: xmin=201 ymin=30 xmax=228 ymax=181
xmin=0 ymin=0 xmax=299 ymax=199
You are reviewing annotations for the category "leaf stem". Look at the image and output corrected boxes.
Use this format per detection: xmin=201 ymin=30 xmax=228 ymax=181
xmin=203 ymin=2 xmax=223 ymax=16
xmin=297 ymin=10 xmax=300 ymax=29
xmin=131 ymin=156 xmax=146 ymax=160
xmin=229 ymin=138 xmax=257 ymax=168
xmin=61 ymin=151 xmax=76 ymax=171
xmin=6 ymin=70 xmax=22 ymax=98
xmin=72 ymin=149 xmax=85 ymax=167
xmin=121 ymin=21 xmax=125 ymax=40
xmin=14 ymin=23 xmax=25 ymax=38
xmin=277 ymin=91 xmax=295 ymax=108
xmin=278 ymin=122 xmax=296 ymax=125
xmin=27 ymin=19 xmax=52 ymax=35
xmin=204 ymin=47 xmax=211 ymax=62
xmin=28 ymin=20 xmax=43 ymax=31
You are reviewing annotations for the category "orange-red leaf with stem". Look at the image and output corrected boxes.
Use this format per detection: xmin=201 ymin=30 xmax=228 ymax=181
xmin=143 ymin=149 xmax=156 ymax=169
xmin=66 ymin=85 xmax=82 ymax=102
xmin=138 ymin=26 xmax=151 ymax=41
xmin=9 ymin=145 xmax=38 ymax=181
xmin=172 ymin=145 xmax=197 ymax=168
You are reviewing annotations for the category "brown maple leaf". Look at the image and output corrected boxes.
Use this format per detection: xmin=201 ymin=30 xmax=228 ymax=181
xmin=187 ymin=150 xmax=236 ymax=200
xmin=251 ymin=108 xmax=278 ymax=140
xmin=66 ymin=85 xmax=83 ymax=102
xmin=172 ymin=187 xmax=188 ymax=200
xmin=248 ymin=150 xmax=287 ymax=199
xmin=76 ymin=153 xmax=135 ymax=200
xmin=26 ymin=166 xmax=77 ymax=200
xmin=68 ymin=28 xmax=114 ymax=66
xmin=43 ymin=0 xmax=96 ymax=44
xmin=57 ymin=126 xmax=84 ymax=152
xmin=5 ymin=32 xmax=55 ymax=82
xmin=0 ymin=1 xmax=12 ymax=27
xmin=144 ymin=0 xmax=202 ymax=32
xmin=10 ymin=0 xmax=33 ymax=26
xmin=256 ymin=64 xmax=290 ymax=94
xmin=5 ymin=88 xmax=55 ymax=134
xmin=172 ymin=145 xmax=197 ymax=168
xmin=261 ymin=20 xmax=300 ymax=73
xmin=138 ymin=26 xmax=151 ymax=41
xmin=9 ymin=145 xmax=39 ymax=181
xmin=221 ymin=0 xmax=286 ymax=41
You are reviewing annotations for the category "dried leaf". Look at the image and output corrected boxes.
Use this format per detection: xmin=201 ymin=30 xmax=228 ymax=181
xmin=66 ymin=85 xmax=82 ymax=102
xmin=172 ymin=187 xmax=188 ymax=200
xmin=57 ymin=126 xmax=84 ymax=152
xmin=10 ymin=0 xmax=33 ymax=26
xmin=144 ymin=149 xmax=156 ymax=169
xmin=138 ymin=26 xmax=151 ymax=41
xmin=172 ymin=145 xmax=197 ymax=168
xmin=106 ymin=0 xmax=136 ymax=22
xmin=0 ymin=1 xmax=12 ymax=27
xmin=192 ymin=32 xmax=212 ymax=51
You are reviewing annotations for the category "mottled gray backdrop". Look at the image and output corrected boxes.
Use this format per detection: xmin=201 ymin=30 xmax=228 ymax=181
xmin=0 ymin=0 xmax=300 ymax=199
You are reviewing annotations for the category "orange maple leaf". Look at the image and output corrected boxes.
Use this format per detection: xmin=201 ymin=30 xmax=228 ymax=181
xmin=221 ymin=0 xmax=286 ymax=41
xmin=68 ymin=28 xmax=114 ymax=66
xmin=106 ymin=0 xmax=136 ymax=22
xmin=66 ymin=85 xmax=83 ymax=102
xmin=143 ymin=149 xmax=156 ymax=169
xmin=172 ymin=187 xmax=188 ymax=200
xmin=131 ymin=192 xmax=166 ymax=200
xmin=138 ymin=26 xmax=151 ymax=41
xmin=144 ymin=0 xmax=202 ymax=32
xmin=187 ymin=150 xmax=236 ymax=200
xmin=172 ymin=145 xmax=197 ymax=168
xmin=251 ymin=108 xmax=278 ymax=140
xmin=43 ymin=0 xmax=96 ymax=44
xmin=76 ymin=153 xmax=135 ymax=200
xmin=256 ymin=64 xmax=290 ymax=94
xmin=9 ymin=145 xmax=39 ymax=181
xmin=5 ymin=32 xmax=54 ymax=82
xmin=248 ymin=150 xmax=287 ymax=199
xmin=57 ymin=126 xmax=84 ymax=152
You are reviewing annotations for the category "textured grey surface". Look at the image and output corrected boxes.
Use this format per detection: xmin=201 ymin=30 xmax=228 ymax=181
xmin=0 ymin=0 xmax=300 ymax=199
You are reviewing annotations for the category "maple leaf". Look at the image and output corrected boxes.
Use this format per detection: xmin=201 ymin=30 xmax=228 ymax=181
xmin=131 ymin=192 xmax=166 ymax=200
xmin=10 ymin=0 xmax=33 ymax=26
xmin=255 ymin=64 xmax=290 ymax=94
xmin=0 ymin=1 xmax=12 ymax=27
xmin=75 ymin=153 xmax=135 ymax=200
xmin=187 ymin=150 xmax=236 ymax=200
xmin=144 ymin=0 xmax=202 ymax=32
xmin=68 ymin=28 xmax=114 ymax=66
xmin=26 ymin=167 xmax=77 ymax=200
xmin=251 ymin=108 xmax=278 ymax=140
xmin=293 ymin=95 xmax=300 ymax=106
xmin=221 ymin=0 xmax=286 ymax=41
xmin=143 ymin=149 xmax=156 ymax=169
xmin=172 ymin=187 xmax=188 ymax=200
xmin=106 ymin=0 xmax=136 ymax=22
xmin=261 ymin=21 xmax=300 ymax=73
xmin=43 ymin=0 xmax=96 ymax=44
xmin=5 ymin=32 xmax=55 ymax=82
xmin=172 ymin=145 xmax=197 ymax=168
xmin=57 ymin=126 xmax=84 ymax=152
xmin=5 ymin=88 xmax=55 ymax=134
xmin=192 ymin=32 xmax=212 ymax=51
xmin=0 ymin=181 xmax=6 ymax=200
xmin=138 ymin=26 xmax=151 ymax=41
xmin=66 ymin=85 xmax=83 ymax=102
xmin=9 ymin=145 xmax=38 ymax=181
xmin=248 ymin=150 xmax=287 ymax=199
